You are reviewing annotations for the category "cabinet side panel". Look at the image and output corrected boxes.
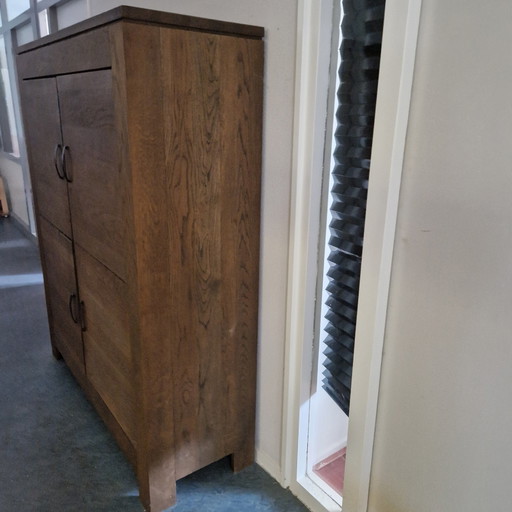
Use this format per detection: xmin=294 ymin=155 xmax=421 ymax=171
xmin=161 ymin=28 xmax=225 ymax=479
xmin=161 ymin=29 xmax=263 ymax=478
xmin=115 ymin=21 xmax=176 ymax=512
xmin=219 ymin=36 xmax=263 ymax=471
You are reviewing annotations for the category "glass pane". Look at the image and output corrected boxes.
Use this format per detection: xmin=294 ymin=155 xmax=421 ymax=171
xmin=6 ymin=0 xmax=30 ymax=20
xmin=0 ymin=36 xmax=19 ymax=156
xmin=38 ymin=10 xmax=50 ymax=37
xmin=16 ymin=23 xmax=34 ymax=45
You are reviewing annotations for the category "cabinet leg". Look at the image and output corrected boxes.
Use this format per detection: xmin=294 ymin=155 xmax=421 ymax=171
xmin=51 ymin=343 xmax=62 ymax=360
xmin=230 ymin=441 xmax=255 ymax=473
xmin=139 ymin=476 xmax=176 ymax=512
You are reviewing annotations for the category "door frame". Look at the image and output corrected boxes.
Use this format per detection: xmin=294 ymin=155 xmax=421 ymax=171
xmin=282 ymin=0 xmax=423 ymax=510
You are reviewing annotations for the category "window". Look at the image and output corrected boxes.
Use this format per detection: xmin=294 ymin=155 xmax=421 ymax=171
xmin=0 ymin=0 xmax=88 ymax=157
xmin=321 ymin=0 xmax=386 ymax=416
xmin=0 ymin=34 xmax=15 ymax=154
xmin=0 ymin=0 xmax=87 ymax=233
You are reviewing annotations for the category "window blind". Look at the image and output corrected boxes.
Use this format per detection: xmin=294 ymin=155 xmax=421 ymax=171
xmin=322 ymin=0 xmax=386 ymax=417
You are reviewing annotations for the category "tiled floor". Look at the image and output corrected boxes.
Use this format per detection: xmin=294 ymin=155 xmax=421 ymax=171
xmin=0 ymin=217 xmax=309 ymax=512
xmin=312 ymin=447 xmax=346 ymax=496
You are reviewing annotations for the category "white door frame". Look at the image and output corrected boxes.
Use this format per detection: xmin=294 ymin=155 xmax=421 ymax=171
xmin=282 ymin=0 xmax=423 ymax=510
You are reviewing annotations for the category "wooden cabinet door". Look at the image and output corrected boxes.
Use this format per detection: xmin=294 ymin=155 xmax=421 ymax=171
xmin=57 ymin=70 xmax=127 ymax=281
xmin=19 ymin=78 xmax=71 ymax=238
xmin=37 ymin=217 xmax=84 ymax=375
xmin=74 ymin=245 xmax=135 ymax=443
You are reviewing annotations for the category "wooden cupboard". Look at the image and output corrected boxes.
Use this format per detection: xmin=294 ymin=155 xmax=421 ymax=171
xmin=16 ymin=7 xmax=263 ymax=512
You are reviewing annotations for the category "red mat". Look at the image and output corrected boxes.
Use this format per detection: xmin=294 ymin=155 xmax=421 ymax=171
xmin=312 ymin=447 xmax=346 ymax=496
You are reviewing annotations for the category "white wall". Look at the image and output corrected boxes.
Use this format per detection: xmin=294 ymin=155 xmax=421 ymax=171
xmin=87 ymin=0 xmax=298 ymax=473
xmin=368 ymin=1 xmax=512 ymax=511
xmin=57 ymin=0 xmax=89 ymax=29
xmin=308 ymin=384 xmax=348 ymax=468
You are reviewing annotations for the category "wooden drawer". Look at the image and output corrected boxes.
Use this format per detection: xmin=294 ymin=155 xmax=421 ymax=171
xmin=17 ymin=26 xmax=111 ymax=78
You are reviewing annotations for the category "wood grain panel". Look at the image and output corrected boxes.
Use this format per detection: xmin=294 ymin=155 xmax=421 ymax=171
xmin=16 ymin=27 xmax=111 ymax=79
xmin=115 ymin=6 xmax=264 ymax=37
xmin=17 ymin=6 xmax=263 ymax=56
xmin=219 ymin=36 xmax=263 ymax=471
xmin=162 ymin=28 xmax=225 ymax=479
xmin=161 ymin=29 xmax=263 ymax=478
xmin=37 ymin=217 xmax=84 ymax=375
xmin=81 ymin=374 xmax=137 ymax=468
xmin=75 ymin=245 xmax=135 ymax=443
xmin=58 ymin=69 xmax=127 ymax=281
xmin=117 ymin=22 xmax=176 ymax=511
xmin=19 ymin=78 xmax=71 ymax=238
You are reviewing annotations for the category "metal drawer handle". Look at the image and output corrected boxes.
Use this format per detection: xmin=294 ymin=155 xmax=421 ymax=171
xmin=68 ymin=293 xmax=79 ymax=324
xmin=79 ymin=300 xmax=86 ymax=332
xmin=62 ymin=145 xmax=72 ymax=183
xmin=54 ymin=143 xmax=65 ymax=180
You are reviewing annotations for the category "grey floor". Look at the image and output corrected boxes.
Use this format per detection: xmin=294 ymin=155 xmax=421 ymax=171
xmin=0 ymin=217 xmax=309 ymax=512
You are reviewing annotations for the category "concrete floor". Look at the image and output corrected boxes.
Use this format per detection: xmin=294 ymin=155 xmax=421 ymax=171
xmin=0 ymin=217 xmax=309 ymax=512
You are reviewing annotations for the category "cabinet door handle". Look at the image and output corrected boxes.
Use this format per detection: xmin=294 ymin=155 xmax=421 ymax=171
xmin=62 ymin=145 xmax=72 ymax=183
xmin=54 ymin=143 xmax=65 ymax=180
xmin=79 ymin=300 xmax=87 ymax=332
xmin=68 ymin=293 xmax=79 ymax=323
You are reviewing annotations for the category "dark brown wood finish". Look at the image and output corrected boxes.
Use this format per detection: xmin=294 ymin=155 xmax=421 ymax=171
xmin=115 ymin=22 xmax=176 ymax=511
xmin=162 ymin=28 xmax=225 ymax=480
xmin=19 ymin=78 xmax=71 ymax=238
xmin=17 ymin=8 xmax=264 ymax=512
xmin=16 ymin=27 xmax=111 ymax=79
xmin=75 ymin=245 xmax=135 ymax=443
xmin=37 ymin=217 xmax=84 ymax=375
xmin=161 ymin=28 xmax=262 ymax=479
xmin=219 ymin=35 xmax=263 ymax=472
xmin=17 ymin=5 xmax=263 ymax=55
xmin=79 ymin=369 xmax=138 ymax=469
xmin=58 ymin=70 xmax=127 ymax=281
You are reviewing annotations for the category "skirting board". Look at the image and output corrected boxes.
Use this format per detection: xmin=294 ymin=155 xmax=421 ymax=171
xmin=256 ymin=449 xmax=341 ymax=512
xmin=255 ymin=449 xmax=283 ymax=485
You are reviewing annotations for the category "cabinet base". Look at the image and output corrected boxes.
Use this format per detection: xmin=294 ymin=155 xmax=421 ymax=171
xmin=230 ymin=445 xmax=255 ymax=473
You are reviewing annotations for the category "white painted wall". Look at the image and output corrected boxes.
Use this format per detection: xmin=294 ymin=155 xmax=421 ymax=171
xmin=368 ymin=1 xmax=512 ymax=511
xmin=85 ymin=0 xmax=298 ymax=473
xmin=308 ymin=380 xmax=348 ymax=468
xmin=56 ymin=0 xmax=89 ymax=29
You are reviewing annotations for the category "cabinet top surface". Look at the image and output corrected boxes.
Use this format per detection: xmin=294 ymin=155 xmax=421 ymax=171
xmin=17 ymin=5 xmax=264 ymax=54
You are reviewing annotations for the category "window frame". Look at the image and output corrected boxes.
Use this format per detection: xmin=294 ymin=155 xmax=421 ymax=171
xmin=282 ymin=0 xmax=423 ymax=511
xmin=0 ymin=0 xmax=73 ymax=159
xmin=0 ymin=0 xmax=83 ymax=234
